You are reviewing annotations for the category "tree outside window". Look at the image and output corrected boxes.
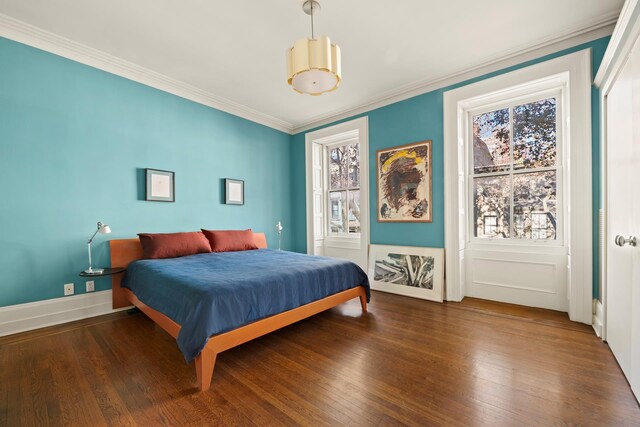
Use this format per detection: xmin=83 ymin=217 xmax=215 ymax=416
xmin=472 ymin=97 xmax=558 ymax=241
xmin=328 ymin=143 xmax=360 ymax=235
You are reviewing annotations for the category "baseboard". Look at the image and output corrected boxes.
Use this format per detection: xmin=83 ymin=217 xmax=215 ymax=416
xmin=0 ymin=290 xmax=130 ymax=337
xmin=592 ymin=298 xmax=604 ymax=338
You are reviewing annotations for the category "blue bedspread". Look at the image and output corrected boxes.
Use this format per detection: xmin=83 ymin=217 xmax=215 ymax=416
xmin=122 ymin=249 xmax=370 ymax=362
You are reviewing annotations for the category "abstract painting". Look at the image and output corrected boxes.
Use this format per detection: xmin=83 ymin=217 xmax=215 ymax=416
xmin=368 ymin=244 xmax=444 ymax=302
xmin=377 ymin=140 xmax=432 ymax=222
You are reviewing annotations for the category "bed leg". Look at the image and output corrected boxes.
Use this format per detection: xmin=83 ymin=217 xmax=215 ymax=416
xmin=195 ymin=348 xmax=217 ymax=391
xmin=359 ymin=290 xmax=368 ymax=313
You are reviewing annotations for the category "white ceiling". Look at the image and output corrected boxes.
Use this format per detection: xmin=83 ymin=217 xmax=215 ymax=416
xmin=0 ymin=0 xmax=624 ymax=132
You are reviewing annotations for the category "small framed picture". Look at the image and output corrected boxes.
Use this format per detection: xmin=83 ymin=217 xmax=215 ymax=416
xmin=368 ymin=244 xmax=444 ymax=302
xmin=145 ymin=169 xmax=175 ymax=202
xmin=225 ymin=178 xmax=244 ymax=205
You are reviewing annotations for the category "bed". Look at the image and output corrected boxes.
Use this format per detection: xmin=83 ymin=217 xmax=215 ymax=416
xmin=110 ymin=232 xmax=370 ymax=391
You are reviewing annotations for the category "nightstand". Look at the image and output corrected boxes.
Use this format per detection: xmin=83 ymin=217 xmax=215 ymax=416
xmin=79 ymin=267 xmax=126 ymax=277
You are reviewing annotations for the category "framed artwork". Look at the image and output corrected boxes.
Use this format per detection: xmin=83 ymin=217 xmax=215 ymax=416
xmin=145 ymin=168 xmax=175 ymax=202
xmin=368 ymin=244 xmax=444 ymax=302
xmin=377 ymin=140 xmax=432 ymax=222
xmin=225 ymin=178 xmax=244 ymax=205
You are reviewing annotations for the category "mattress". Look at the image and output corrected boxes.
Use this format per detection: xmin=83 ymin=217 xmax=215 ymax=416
xmin=122 ymin=249 xmax=370 ymax=362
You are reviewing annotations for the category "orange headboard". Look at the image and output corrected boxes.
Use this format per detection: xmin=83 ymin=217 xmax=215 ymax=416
xmin=109 ymin=232 xmax=268 ymax=308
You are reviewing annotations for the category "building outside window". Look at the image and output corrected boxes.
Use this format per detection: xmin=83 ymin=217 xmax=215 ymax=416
xmin=531 ymin=212 xmax=549 ymax=240
xmin=328 ymin=142 xmax=361 ymax=235
xmin=483 ymin=214 xmax=498 ymax=236
xmin=472 ymin=96 xmax=559 ymax=241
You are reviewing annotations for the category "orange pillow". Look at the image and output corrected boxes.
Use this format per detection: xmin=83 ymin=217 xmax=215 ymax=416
xmin=201 ymin=229 xmax=259 ymax=252
xmin=138 ymin=232 xmax=212 ymax=259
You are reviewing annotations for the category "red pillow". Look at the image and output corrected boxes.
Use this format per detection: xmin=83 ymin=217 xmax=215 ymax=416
xmin=201 ymin=229 xmax=259 ymax=252
xmin=138 ymin=232 xmax=212 ymax=259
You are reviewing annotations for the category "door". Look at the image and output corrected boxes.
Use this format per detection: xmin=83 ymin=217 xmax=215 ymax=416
xmin=606 ymin=36 xmax=640 ymax=400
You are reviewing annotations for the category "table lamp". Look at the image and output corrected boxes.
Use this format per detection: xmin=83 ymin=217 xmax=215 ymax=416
xmin=276 ymin=221 xmax=283 ymax=251
xmin=85 ymin=221 xmax=111 ymax=274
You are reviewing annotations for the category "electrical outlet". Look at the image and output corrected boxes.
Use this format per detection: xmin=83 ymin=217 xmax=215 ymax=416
xmin=64 ymin=283 xmax=74 ymax=296
xmin=86 ymin=281 xmax=95 ymax=292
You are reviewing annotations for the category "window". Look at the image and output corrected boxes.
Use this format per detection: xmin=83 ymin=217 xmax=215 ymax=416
xmin=531 ymin=212 xmax=549 ymax=240
xmin=472 ymin=96 xmax=559 ymax=241
xmin=328 ymin=142 xmax=360 ymax=235
xmin=483 ymin=214 xmax=498 ymax=236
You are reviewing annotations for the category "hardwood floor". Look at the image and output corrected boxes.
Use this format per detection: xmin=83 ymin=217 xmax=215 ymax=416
xmin=1 ymin=291 xmax=638 ymax=426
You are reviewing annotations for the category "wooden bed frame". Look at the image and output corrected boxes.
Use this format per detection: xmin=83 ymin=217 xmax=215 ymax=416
xmin=109 ymin=233 xmax=368 ymax=391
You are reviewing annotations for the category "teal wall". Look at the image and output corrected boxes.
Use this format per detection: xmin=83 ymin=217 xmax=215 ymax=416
xmin=0 ymin=34 xmax=609 ymax=308
xmin=290 ymin=36 xmax=610 ymax=299
xmin=0 ymin=37 xmax=293 ymax=307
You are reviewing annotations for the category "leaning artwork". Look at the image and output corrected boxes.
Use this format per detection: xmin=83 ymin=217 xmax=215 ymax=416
xmin=368 ymin=244 xmax=444 ymax=302
xmin=374 ymin=253 xmax=434 ymax=289
xmin=377 ymin=140 xmax=432 ymax=222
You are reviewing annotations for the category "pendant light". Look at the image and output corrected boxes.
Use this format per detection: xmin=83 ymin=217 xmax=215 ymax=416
xmin=287 ymin=0 xmax=341 ymax=95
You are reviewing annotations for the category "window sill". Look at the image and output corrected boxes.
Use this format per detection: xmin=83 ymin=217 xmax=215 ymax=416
xmin=469 ymin=237 xmax=564 ymax=246
xmin=467 ymin=239 xmax=567 ymax=255
xmin=324 ymin=236 xmax=361 ymax=250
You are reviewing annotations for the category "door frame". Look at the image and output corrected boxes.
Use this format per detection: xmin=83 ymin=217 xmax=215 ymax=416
xmin=304 ymin=117 xmax=370 ymax=259
xmin=594 ymin=0 xmax=640 ymax=340
xmin=443 ymin=49 xmax=593 ymax=324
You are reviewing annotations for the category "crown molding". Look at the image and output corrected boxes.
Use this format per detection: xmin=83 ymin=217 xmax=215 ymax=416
xmin=292 ymin=12 xmax=618 ymax=134
xmin=0 ymin=10 xmax=620 ymax=136
xmin=594 ymin=0 xmax=640 ymax=91
xmin=0 ymin=13 xmax=295 ymax=134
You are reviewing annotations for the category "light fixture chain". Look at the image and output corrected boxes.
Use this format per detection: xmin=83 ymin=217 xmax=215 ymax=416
xmin=310 ymin=1 xmax=315 ymax=39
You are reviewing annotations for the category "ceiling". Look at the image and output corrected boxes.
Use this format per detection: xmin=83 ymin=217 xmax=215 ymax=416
xmin=0 ymin=0 xmax=624 ymax=132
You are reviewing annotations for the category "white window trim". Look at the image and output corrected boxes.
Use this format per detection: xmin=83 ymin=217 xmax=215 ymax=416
xmin=444 ymin=49 xmax=593 ymax=324
xmin=305 ymin=117 xmax=370 ymax=253
xmin=466 ymin=87 xmax=565 ymax=247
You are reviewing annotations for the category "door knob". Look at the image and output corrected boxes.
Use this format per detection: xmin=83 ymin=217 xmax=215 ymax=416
xmin=615 ymin=235 xmax=637 ymax=247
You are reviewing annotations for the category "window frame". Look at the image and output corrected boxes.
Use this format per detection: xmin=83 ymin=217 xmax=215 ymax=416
xmin=325 ymin=138 xmax=361 ymax=238
xmin=466 ymin=87 xmax=566 ymax=247
xmin=443 ymin=49 xmax=593 ymax=322
xmin=305 ymin=116 xmax=370 ymax=260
